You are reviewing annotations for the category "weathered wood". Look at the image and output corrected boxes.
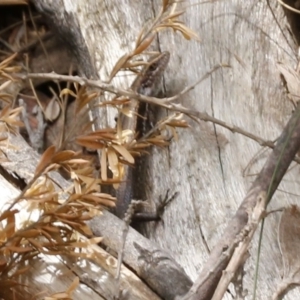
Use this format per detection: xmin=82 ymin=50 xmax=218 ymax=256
xmin=88 ymin=212 xmax=192 ymax=299
xmin=11 ymin=0 xmax=300 ymax=299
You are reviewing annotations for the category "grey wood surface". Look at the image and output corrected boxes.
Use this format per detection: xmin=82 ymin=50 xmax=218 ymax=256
xmin=9 ymin=0 xmax=300 ymax=299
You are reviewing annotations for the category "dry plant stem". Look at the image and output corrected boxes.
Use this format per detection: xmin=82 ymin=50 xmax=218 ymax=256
xmin=212 ymin=192 xmax=266 ymax=300
xmin=182 ymin=102 xmax=300 ymax=300
xmin=135 ymin=2 xmax=172 ymax=47
xmin=16 ymin=69 xmax=299 ymax=165
xmin=5 ymin=171 xmax=42 ymax=213
xmin=28 ymin=6 xmax=53 ymax=71
xmin=272 ymin=279 xmax=294 ymax=300
xmin=277 ymin=0 xmax=300 ymax=14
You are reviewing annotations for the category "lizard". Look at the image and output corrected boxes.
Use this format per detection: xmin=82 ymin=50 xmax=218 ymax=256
xmin=115 ymin=51 xmax=170 ymax=220
xmin=114 ymin=51 xmax=170 ymax=295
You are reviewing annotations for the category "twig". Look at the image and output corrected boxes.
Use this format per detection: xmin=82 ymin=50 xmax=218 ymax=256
xmin=164 ymin=64 xmax=230 ymax=102
xmin=15 ymin=70 xmax=300 ymax=164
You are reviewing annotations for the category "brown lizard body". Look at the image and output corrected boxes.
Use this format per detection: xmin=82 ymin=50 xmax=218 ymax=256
xmin=115 ymin=51 xmax=170 ymax=219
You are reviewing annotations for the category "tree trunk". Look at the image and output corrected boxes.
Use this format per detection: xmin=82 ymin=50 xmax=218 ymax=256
xmin=7 ymin=0 xmax=300 ymax=299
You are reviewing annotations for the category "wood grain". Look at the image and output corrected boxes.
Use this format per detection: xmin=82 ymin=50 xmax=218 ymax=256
xmin=13 ymin=0 xmax=300 ymax=299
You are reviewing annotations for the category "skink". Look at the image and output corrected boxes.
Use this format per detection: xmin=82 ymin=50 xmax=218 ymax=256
xmin=115 ymin=51 xmax=170 ymax=219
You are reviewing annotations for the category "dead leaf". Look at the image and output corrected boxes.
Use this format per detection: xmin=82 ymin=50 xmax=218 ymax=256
xmin=134 ymin=33 xmax=155 ymax=54
xmin=108 ymin=53 xmax=132 ymax=83
xmin=112 ymin=144 xmax=134 ymax=164
xmin=44 ymin=97 xmax=60 ymax=122
xmin=35 ymin=145 xmax=56 ymax=175
xmin=278 ymin=205 xmax=300 ymax=280
xmin=0 ymin=0 xmax=28 ymax=5
xmin=277 ymin=63 xmax=300 ymax=104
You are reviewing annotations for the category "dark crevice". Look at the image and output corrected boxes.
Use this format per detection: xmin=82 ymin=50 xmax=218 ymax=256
xmin=214 ymin=124 xmax=226 ymax=184
xmin=0 ymin=164 xmax=26 ymax=191
xmin=190 ymin=190 xmax=211 ymax=254
xmin=210 ymin=78 xmax=226 ymax=189
xmin=281 ymin=0 xmax=300 ymax=45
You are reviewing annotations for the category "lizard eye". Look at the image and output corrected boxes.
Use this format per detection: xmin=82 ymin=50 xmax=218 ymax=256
xmin=148 ymin=62 xmax=158 ymax=72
